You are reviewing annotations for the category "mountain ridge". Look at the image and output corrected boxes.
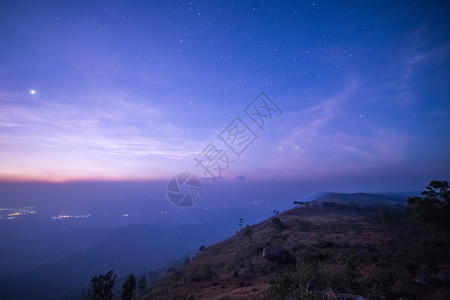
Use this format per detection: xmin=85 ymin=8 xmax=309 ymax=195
xmin=143 ymin=192 xmax=449 ymax=300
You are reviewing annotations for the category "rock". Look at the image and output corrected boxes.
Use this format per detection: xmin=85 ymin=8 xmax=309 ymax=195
xmin=262 ymin=245 xmax=282 ymax=260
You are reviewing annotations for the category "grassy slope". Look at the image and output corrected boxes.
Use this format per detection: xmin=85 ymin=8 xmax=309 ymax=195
xmin=143 ymin=205 xmax=450 ymax=300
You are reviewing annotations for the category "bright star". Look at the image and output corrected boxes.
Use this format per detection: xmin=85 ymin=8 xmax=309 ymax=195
xmin=30 ymin=90 xmax=36 ymax=94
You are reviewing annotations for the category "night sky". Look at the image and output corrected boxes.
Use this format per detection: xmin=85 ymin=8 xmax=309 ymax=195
xmin=1 ymin=1 xmax=449 ymax=189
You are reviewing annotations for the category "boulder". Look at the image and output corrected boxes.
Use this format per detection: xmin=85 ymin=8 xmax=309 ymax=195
xmin=262 ymin=245 xmax=282 ymax=260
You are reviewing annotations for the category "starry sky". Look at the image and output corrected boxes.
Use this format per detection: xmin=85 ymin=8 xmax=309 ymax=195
xmin=1 ymin=1 xmax=449 ymax=188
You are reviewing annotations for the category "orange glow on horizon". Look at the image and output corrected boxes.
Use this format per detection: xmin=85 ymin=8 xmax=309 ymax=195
xmin=0 ymin=173 xmax=171 ymax=183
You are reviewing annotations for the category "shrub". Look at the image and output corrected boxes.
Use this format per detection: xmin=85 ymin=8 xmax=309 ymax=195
xmin=272 ymin=217 xmax=286 ymax=232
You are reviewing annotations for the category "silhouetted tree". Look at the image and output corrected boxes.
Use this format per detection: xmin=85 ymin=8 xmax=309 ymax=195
xmin=121 ymin=274 xmax=136 ymax=300
xmin=244 ymin=227 xmax=254 ymax=246
xmin=199 ymin=245 xmax=206 ymax=252
xmin=88 ymin=270 xmax=116 ymax=300
xmin=138 ymin=276 xmax=146 ymax=294
xmin=408 ymin=180 xmax=450 ymax=229
xmin=293 ymin=201 xmax=304 ymax=208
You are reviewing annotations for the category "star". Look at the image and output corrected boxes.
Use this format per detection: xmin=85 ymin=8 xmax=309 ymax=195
xmin=30 ymin=90 xmax=36 ymax=94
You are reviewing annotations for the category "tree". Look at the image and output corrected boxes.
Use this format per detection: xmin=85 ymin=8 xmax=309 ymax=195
xmin=244 ymin=227 xmax=254 ymax=247
xmin=88 ymin=270 xmax=116 ymax=300
xmin=121 ymin=274 xmax=136 ymax=300
xmin=272 ymin=217 xmax=286 ymax=232
xmin=138 ymin=276 xmax=146 ymax=294
xmin=199 ymin=245 xmax=206 ymax=252
xmin=408 ymin=180 xmax=450 ymax=229
xmin=293 ymin=201 xmax=304 ymax=208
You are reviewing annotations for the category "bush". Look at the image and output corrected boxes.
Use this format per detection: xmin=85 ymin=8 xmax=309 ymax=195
xmin=83 ymin=270 xmax=116 ymax=300
xmin=272 ymin=217 xmax=286 ymax=232
xmin=121 ymin=274 xmax=136 ymax=300
xmin=271 ymin=259 xmax=326 ymax=299
xmin=191 ymin=265 xmax=217 ymax=282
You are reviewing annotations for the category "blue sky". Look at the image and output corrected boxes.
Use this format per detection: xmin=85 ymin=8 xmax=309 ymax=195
xmin=0 ymin=1 xmax=449 ymax=187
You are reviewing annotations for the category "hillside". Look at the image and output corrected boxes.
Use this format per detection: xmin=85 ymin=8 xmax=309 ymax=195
xmin=143 ymin=202 xmax=450 ymax=299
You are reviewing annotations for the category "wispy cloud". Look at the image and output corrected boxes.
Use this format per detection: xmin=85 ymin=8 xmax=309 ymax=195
xmin=229 ymin=78 xmax=410 ymax=180
xmin=382 ymin=27 xmax=450 ymax=109
xmin=0 ymin=88 xmax=206 ymax=180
